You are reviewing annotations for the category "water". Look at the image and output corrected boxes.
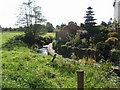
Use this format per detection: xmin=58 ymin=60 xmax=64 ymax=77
xmin=37 ymin=48 xmax=48 ymax=55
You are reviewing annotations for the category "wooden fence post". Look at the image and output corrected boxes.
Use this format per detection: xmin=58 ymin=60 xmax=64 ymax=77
xmin=51 ymin=54 xmax=57 ymax=62
xmin=77 ymin=70 xmax=84 ymax=90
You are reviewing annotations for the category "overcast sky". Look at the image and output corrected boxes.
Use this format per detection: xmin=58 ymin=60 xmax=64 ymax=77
xmin=0 ymin=0 xmax=114 ymax=28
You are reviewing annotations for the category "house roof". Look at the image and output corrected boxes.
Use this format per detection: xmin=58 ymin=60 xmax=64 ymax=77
xmin=63 ymin=24 xmax=80 ymax=31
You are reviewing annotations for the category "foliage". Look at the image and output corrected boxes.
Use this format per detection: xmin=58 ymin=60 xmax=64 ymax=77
xmin=108 ymin=32 xmax=119 ymax=38
xmin=46 ymin=22 xmax=54 ymax=32
xmin=105 ymin=37 xmax=118 ymax=47
xmin=63 ymin=21 xmax=79 ymax=39
xmin=112 ymin=21 xmax=120 ymax=33
xmin=116 ymin=40 xmax=120 ymax=50
xmin=60 ymin=23 xmax=66 ymax=29
xmin=110 ymin=49 xmax=120 ymax=64
xmin=56 ymin=25 xmax=60 ymax=30
xmin=2 ymin=35 xmax=27 ymax=51
xmin=84 ymin=6 xmax=96 ymax=36
xmin=1 ymin=32 xmax=24 ymax=44
xmin=94 ymin=30 xmax=108 ymax=44
xmin=97 ymin=26 xmax=108 ymax=31
xmin=2 ymin=27 xmax=17 ymax=32
xmin=101 ymin=21 xmax=108 ymax=27
xmin=96 ymin=42 xmax=112 ymax=61
xmin=1 ymin=32 xmax=120 ymax=88
xmin=66 ymin=34 xmax=88 ymax=48
xmin=17 ymin=0 xmax=46 ymax=41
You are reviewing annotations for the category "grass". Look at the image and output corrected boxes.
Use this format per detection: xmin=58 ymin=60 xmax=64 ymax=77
xmin=1 ymin=31 xmax=120 ymax=88
xmin=42 ymin=32 xmax=55 ymax=38
xmin=1 ymin=31 xmax=24 ymax=44
xmin=0 ymin=31 xmax=55 ymax=43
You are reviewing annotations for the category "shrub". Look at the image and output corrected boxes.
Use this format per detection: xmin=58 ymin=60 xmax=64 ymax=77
xmin=110 ymin=49 xmax=120 ymax=63
xmin=2 ymin=37 xmax=27 ymax=51
xmin=31 ymin=44 xmax=39 ymax=51
xmin=74 ymin=34 xmax=82 ymax=47
xmin=108 ymin=32 xmax=119 ymax=38
xmin=68 ymin=29 xmax=77 ymax=37
xmin=94 ymin=30 xmax=108 ymax=44
xmin=61 ymin=45 xmax=68 ymax=57
xmin=105 ymin=37 xmax=118 ymax=46
xmin=14 ymin=35 xmax=24 ymax=40
xmin=96 ymin=42 xmax=111 ymax=61
xmin=65 ymin=41 xmax=73 ymax=46
xmin=116 ymin=41 xmax=120 ymax=50
xmin=43 ymin=36 xmax=53 ymax=45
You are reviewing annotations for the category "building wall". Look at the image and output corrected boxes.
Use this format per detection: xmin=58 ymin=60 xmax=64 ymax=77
xmin=56 ymin=30 xmax=68 ymax=42
xmin=56 ymin=24 xmax=81 ymax=42
xmin=119 ymin=1 xmax=120 ymax=21
xmin=114 ymin=0 xmax=120 ymax=22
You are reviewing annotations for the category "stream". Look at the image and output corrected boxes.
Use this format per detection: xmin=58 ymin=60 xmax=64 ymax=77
xmin=37 ymin=47 xmax=48 ymax=55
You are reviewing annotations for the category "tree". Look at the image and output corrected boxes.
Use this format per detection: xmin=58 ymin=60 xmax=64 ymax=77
xmin=46 ymin=22 xmax=54 ymax=32
xmin=17 ymin=0 xmax=46 ymax=40
xmin=32 ymin=6 xmax=46 ymax=37
xmin=60 ymin=23 xmax=66 ymax=29
xmin=101 ymin=21 xmax=108 ymax=26
xmin=56 ymin=25 xmax=60 ymax=29
xmin=84 ymin=6 xmax=96 ymax=36
xmin=80 ymin=23 xmax=85 ymax=29
xmin=68 ymin=21 xmax=76 ymax=25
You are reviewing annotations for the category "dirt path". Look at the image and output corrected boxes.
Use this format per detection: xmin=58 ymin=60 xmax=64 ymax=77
xmin=47 ymin=43 xmax=58 ymax=56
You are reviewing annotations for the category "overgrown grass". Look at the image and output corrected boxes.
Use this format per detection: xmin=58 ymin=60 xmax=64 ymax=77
xmin=1 ymin=32 xmax=120 ymax=88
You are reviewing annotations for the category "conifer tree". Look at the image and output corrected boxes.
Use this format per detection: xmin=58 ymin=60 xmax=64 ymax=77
xmin=84 ymin=6 xmax=96 ymax=36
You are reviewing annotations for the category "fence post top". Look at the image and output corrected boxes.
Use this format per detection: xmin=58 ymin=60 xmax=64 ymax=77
xmin=76 ymin=70 xmax=84 ymax=73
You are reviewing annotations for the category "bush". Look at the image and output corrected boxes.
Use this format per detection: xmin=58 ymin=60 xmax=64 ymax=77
xmin=43 ymin=36 xmax=53 ymax=45
xmin=108 ymin=32 xmax=119 ymax=38
xmin=31 ymin=44 xmax=39 ymax=51
xmin=65 ymin=41 xmax=73 ymax=46
xmin=2 ymin=36 xmax=27 ymax=51
xmin=94 ymin=30 xmax=108 ymax=44
xmin=105 ymin=37 xmax=118 ymax=46
xmin=23 ymin=35 xmax=53 ymax=47
xmin=116 ymin=41 xmax=120 ymax=50
xmin=54 ymin=41 xmax=64 ymax=54
xmin=61 ymin=45 xmax=68 ymax=57
xmin=14 ymin=35 xmax=24 ymax=40
xmin=74 ymin=34 xmax=82 ymax=47
xmin=110 ymin=49 xmax=120 ymax=63
xmin=96 ymin=42 xmax=111 ymax=61
xmin=68 ymin=29 xmax=77 ymax=37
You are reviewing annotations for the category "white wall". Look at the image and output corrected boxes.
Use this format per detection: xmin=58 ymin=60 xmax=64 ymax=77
xmin=114 ymin=0 xmax=120 ymax=22
xmin=118 ymin=1 xmax=120 ymax=21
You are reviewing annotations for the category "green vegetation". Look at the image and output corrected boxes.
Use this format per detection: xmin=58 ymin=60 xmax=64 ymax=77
xmin=1 ymin=32 xmax=120 ymax=88
xmin=54 ymin=13 xmax=120 ymax=63
xmin=17 ymin=0 xmax=46 ymax=41
xmin=1 ymin=31 xmax=24 ymax=44
xmin=84 ymin=6 xmax=96 ymax=37
xmin=42 ymin=32 xmax=55 ymax=38
xmin=1 ymin=3 xmax=120 ymax=88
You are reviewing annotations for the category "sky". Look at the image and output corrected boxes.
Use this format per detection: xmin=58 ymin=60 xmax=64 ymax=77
xmin=0 ymin=0 xmax=114 ymax=28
